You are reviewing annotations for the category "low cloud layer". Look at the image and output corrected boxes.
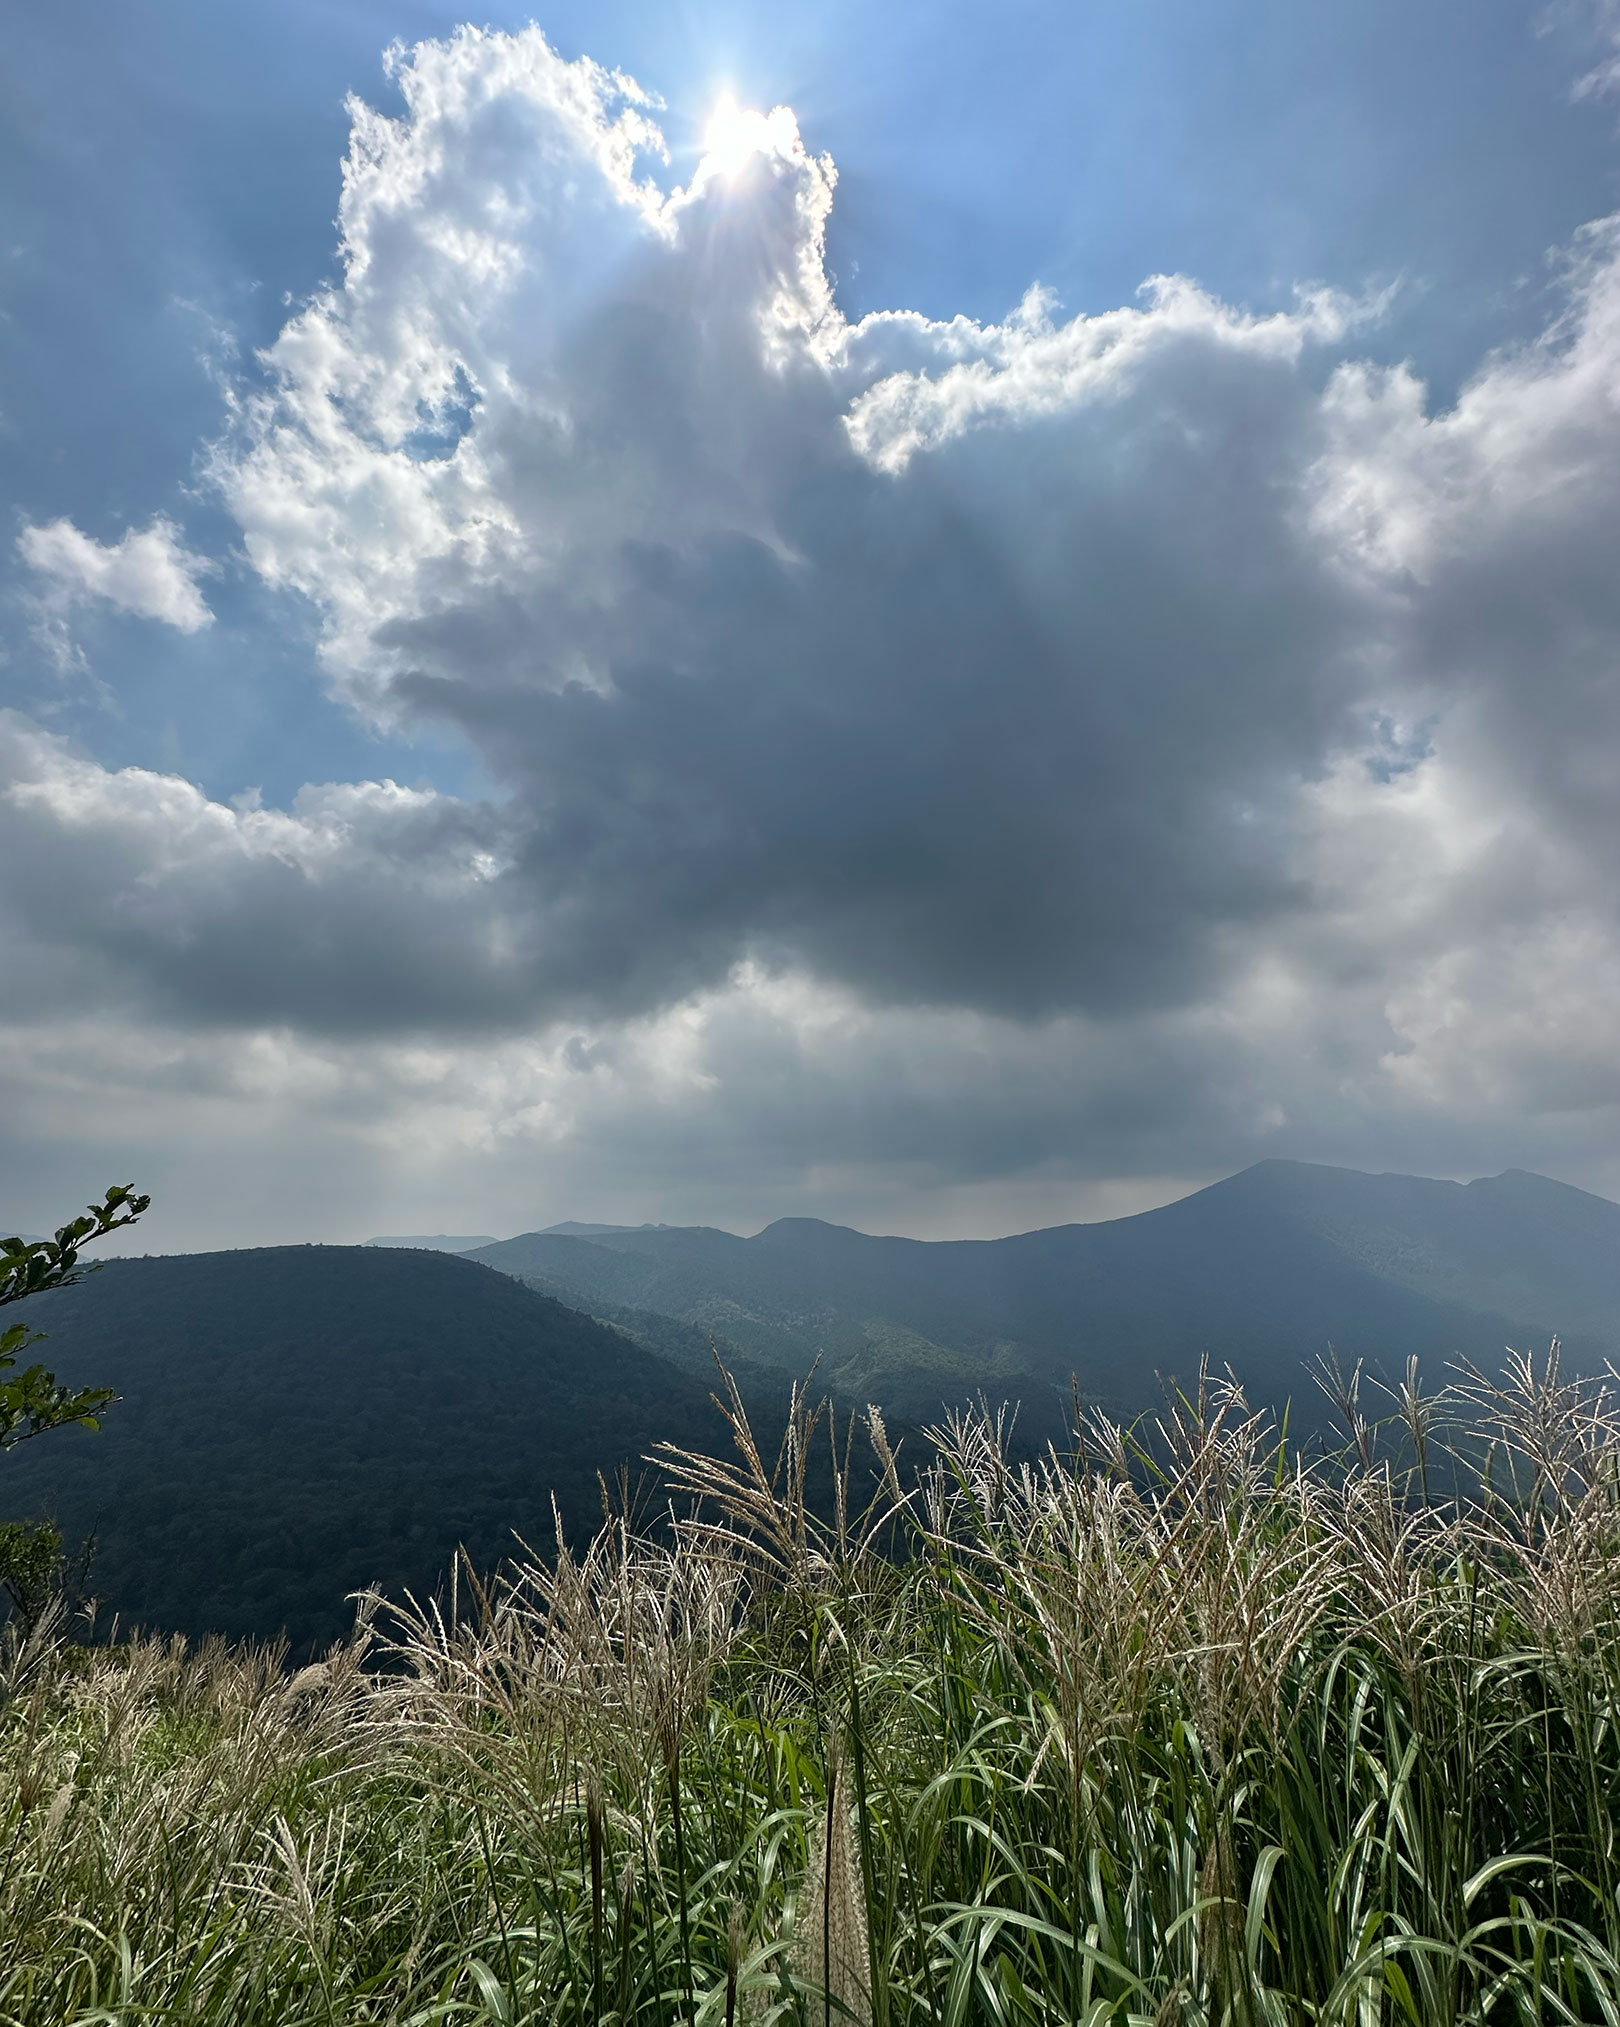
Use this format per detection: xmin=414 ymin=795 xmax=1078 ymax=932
xmin=6 ymin=23 xmax=1620 ymax=1242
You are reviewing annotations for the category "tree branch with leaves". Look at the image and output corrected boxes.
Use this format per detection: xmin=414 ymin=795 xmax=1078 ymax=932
xmin=0 ymin=1185 xmax=148 ymax=1634
xmin=0 ymin=1184 xmax=149 ymax=1452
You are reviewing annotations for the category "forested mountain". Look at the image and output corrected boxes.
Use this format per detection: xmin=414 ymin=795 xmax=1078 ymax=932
xmin=0 ymin=1247 xmax=735 ymax=1650
xmin=469 ymin=1162 xmax=1620 ymax=1429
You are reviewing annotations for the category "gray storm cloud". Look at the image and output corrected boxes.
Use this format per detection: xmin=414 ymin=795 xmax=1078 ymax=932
xmin=6 ymin=22 xmax=1620 ymax=1239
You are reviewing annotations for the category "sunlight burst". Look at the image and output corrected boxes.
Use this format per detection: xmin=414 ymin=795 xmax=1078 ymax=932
xmin=701 ymin=93 xmax=774 ymax=179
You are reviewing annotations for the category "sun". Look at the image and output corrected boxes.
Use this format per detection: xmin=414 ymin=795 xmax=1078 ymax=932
xmin=701 ymin=93 xmax=773 ymax=180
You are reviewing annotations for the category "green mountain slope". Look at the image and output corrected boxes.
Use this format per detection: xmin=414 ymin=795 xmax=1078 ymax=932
xmin=469 ymin=1161 xmax=1620 ymax=1427
xmin=0 ymin=1246 xmax=733 ymax=1651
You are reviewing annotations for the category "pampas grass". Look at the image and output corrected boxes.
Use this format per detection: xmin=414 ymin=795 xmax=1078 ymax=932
xmin=792 ymin=1742 xmax=870 ymax=2027
xmin=8 ymin=1350 xmax=1620 ymax=2022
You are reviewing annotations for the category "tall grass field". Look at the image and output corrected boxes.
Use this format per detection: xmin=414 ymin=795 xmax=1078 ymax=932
xmin=7 ymin=1350 xmax=1620 ymax=2025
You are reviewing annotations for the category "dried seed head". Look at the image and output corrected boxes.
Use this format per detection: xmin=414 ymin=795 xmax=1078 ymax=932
xmin=283 ymin=1663 xmax=329 ymax=1705
xmin=794 ymin=1755 xmax=870 ymax=2027
xmin=43 ymin=1779 xmax=75 ymax=1840
xmin=867 ymin=1407 xmax=902 ymax=1506
xmin=585 ymin=1767 xmax=605 ymax=1921
xmin=726 ymin=1901 xmax=745 ymax=2027
xmin=1197 ymin=1826 xmax=1245 ymax=2007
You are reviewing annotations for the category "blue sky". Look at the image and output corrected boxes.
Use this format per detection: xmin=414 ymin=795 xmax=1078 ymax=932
xmin=6 ymin=1 xmax=1620 ymax=1246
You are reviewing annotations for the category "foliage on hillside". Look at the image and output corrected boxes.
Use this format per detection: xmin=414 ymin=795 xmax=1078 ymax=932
xmin=8 ymin=1350 xmax=1620 ymax=2022
xmin=0 ymin=1246 xmax=734 ymax=1649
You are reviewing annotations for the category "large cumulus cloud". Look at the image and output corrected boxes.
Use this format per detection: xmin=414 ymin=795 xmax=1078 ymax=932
xmin=7 ymin=21 xmax=1620 ymax=1240
xmin=209 ymin=25 xmax=1391 ymax=1025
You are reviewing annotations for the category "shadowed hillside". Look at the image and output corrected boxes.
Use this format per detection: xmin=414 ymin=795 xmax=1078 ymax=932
xmin=0 ymin=1246 xmax=734 ymax=1650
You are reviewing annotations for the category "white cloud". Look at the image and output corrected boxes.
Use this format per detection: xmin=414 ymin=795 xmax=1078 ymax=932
xmin=16 ymin=512 xmax=215 ymax=690
xmin=844 ymin=276 xmax=1364 ymax=474
xmin=1572 ymin=0 xmax=1620 ymax=99
xmin=213 ymin=26 xmax=837 ymax=715
xmin=17 ymin=515 xmax=215 ymax=638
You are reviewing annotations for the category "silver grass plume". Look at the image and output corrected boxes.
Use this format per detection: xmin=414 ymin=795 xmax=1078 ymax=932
xmin=1197 ymin=1821 xmax=1245 ymax=2011
xmin=725 ymin=1900 xmax=743 ymax=2027
xmin=794 ymin=1742 xmax=870 ymax=2027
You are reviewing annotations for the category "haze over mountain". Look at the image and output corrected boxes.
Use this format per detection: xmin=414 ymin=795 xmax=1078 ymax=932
xmin=470 ymin=1162 xmax=1620 ymax=1428
xmin=362 ymin=1235 xmax=497 ymax=1253
xmin=541 ymin=1223 xmax=675 ymax=1238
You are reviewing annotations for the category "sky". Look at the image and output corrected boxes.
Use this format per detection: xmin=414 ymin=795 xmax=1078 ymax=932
xmin=6 ymin=1 xmax=1620 ymax=1250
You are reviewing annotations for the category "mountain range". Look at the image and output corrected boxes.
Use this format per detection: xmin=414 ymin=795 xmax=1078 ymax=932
xmin=467 ymin=1160 xmax=1620 ymax=1428
xmin=3 ymin=1159 xmax=1616 ymax=1647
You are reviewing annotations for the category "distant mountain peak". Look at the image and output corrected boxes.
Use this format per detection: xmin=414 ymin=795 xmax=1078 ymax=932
xmin=1479 ymin=1167 xmax=1598 ymax=1196
xmin=540 ymin=1221 xmax=674 ymax=1237
xmin=1223 ymin=1157 xmax=1597 ymax=1199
